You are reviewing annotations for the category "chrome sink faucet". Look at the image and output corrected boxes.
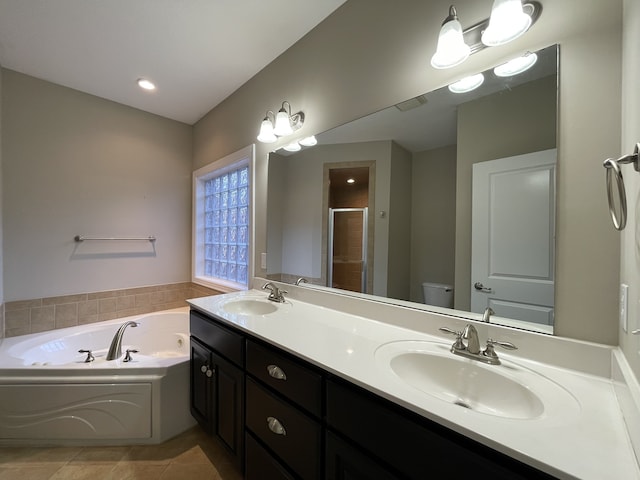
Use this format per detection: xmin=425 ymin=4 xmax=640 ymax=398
xmin=262 ymin=282 xmax=287 ymax=303
xmin=106 ymin=321 xmax=139 ymax=360
xmin=481 ymin=307 xmax=494 ymax=323
xmin=439 ymin=324 xmax=517 ymax=365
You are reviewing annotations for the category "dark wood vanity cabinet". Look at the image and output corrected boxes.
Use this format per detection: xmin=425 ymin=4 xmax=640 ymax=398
xmin=245 ymin=339 xmax=323 ymax=480
xmin=189 ymin=308 xmax=557 ymax=480
xmin=189 ymin=311 xmax=244 ymax=471
xmin=325 ymin=377 xmax=557 ymax=480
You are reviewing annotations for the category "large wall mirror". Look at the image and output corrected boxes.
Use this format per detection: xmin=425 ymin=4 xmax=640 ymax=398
xmin=266 ymin=45 xmax=558 ymax=334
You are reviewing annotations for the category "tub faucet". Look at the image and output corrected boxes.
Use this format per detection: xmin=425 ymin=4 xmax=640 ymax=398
xmin=262 ymin=282 xmax=287 ymax=303
xmin=106 ymin=321 xmax=139 ymax=360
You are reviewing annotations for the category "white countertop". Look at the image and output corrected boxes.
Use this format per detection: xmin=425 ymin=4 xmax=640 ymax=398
xmin=188 ymin=289 xmax=640 ymax=480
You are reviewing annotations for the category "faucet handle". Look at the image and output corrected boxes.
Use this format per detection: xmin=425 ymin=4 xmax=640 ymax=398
xmin=486 ymin=338 xmax=517 ymax=350
xmin=123 ymin=349 xmax=139 ymax=363
xmin=482 ymin=338 xmax=517 ymax=363
xmin=439 ymin=327 xmax=465 ymax=350
xmin=78 ymin=349 xmax=95 ymax=363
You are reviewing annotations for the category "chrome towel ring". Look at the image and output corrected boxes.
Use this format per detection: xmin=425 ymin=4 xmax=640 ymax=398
xmin=603 ymin=143 xmax=640 ymax=231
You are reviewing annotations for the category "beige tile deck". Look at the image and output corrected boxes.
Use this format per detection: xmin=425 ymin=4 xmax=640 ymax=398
xmin=0 ymin=427 xmax=242 ymax=480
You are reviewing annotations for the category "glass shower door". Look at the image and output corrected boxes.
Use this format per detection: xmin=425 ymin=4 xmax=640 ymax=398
xmin=328 ymin=208 xmax=368 ymax=293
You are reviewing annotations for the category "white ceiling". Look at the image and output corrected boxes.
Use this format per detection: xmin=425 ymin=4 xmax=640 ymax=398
xmin=0 ymin=0 xmax=347 ymax=124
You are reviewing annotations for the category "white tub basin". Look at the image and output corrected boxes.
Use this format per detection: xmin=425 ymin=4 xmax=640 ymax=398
xmin=375 ymin=341 xmax=580 ymax=420
xmin=222 ymin=298 xmax=279 ymax=316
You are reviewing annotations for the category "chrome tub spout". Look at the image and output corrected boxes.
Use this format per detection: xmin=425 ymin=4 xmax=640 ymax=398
xmin=106 ymin=321 xmax=139 ymax=360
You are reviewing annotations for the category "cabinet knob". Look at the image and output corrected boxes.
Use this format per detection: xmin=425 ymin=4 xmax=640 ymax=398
xmin=201 ymin=364 xmax=214 ymax=377
xmin=266 ymin=416 xmax=287 ymax=436
xmin=267 ymin=364 xmax=287 ymax=380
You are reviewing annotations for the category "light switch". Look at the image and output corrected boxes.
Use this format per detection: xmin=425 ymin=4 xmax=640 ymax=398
xmin=620 ymin=283 xmax=629 ymax=333
xmin=261 ymin=252 xmax=267 ymax=270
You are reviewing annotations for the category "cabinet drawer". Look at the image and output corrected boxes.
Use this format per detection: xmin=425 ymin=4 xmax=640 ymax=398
xmin=246 ymin=339 xmax=322 ymax=416
xmin=246 ymin=378 xmax=321 ymax=480
xmin=245 ymin=432 xmax=295 ymax=480
xmin=190 ymin=310 xmax=243 ymax=366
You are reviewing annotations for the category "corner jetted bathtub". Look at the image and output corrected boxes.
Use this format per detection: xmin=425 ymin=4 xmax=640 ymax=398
xmin=0 ymin=307 xmax=195 ymax=446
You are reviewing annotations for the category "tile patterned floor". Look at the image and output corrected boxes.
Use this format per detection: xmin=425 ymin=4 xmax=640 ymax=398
xmin=0 ymin=426 xmax=243 ymax=480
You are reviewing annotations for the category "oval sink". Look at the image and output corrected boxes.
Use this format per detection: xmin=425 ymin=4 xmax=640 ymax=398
xmin=375 ymin=341 xmax=579 ymax=420
xmin=222 ymin=299 xmax=279 ymax=316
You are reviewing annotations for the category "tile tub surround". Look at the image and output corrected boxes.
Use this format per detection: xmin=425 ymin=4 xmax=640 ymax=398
xmin=3 ymin=283 xmax=221 ymax=338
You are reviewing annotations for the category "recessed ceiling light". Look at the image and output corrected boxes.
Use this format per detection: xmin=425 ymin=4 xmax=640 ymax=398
xmin=346 ymin=178 xmax=356 ymax=184
xmin=137 ymin=78 xmax=156 ymax=91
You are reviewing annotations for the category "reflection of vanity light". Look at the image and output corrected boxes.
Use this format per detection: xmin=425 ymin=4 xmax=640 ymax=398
xmin=494 ymin=52 xmax=538 ymax=77
xmin=299 ymin=135 xmax=318 ymax=147
xmin=448 ymin=73 xmax=485 ymax=93
xmin=283 ymin=142 xmax=301 ymax=152
xmin=346 ymin=178 xmax=356 ymax=184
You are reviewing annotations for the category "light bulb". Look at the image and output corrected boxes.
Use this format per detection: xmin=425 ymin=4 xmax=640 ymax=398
xmin=430 ymin=7 xmax=470 ymax=69
xmin=481 ymin=0 xmax=532 ymax=47
xmin=257 ymin=118 xmax=277 ymax=143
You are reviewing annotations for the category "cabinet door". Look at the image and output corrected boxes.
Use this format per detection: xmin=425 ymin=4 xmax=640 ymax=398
xmin=326 ymin=431 xmax=400 ymax=480
xmin=190 ymin=338 xmax=212 ymax=431
xmin=211 ymin=350 xmax=245 ymax=469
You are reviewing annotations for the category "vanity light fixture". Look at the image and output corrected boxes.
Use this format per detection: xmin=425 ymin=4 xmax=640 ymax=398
xmin=273 ymin=101 xmax=305 ymax=137
xmin=430 ymin=2 xmax=541 ymax=70
xmin=430 ymin=6 xmax=470 ymax=69
xmin=137 ymin=78 xmax=156 ymax=91
xmin=448 ymin=73 xmax=485 ymax=93
xmin=493 ymin=51 xmax=538 ymax=76
xmin=257 ymin=111 xmax=278 ymax=143
xmin=257 ymin=101 xmax=305 ymax=143
xmin=481 ymin=0 xmax=532 ymax=47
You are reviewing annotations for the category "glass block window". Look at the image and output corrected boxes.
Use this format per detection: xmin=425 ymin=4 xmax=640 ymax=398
xmin=193 ymin=146 xmax=252 ymax=292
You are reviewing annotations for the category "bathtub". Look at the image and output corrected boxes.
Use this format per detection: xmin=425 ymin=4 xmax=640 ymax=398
xmin=0 ymin=307 xmax=195 ymax=446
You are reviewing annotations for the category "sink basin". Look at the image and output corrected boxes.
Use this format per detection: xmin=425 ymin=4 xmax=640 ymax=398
xmin=376 ymin=341 xmax=579 ymax=419
xmin=222 ymin=298 xmax=279 ymax=316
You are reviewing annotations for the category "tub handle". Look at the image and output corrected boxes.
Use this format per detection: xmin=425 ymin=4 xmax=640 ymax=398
xmin=78 ymin=349 xmax=95 ymax=363
xmin=123 ymin=349 xmax=139 ymax=363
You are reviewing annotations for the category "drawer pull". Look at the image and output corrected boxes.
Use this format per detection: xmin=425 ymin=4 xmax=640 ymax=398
xmin=266 ymin=416 xmax=287 ymax=436
xmin=267 ymin=364 xmax=287 ymax=380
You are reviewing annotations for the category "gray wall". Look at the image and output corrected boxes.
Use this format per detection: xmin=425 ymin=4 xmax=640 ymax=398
xmin=2 ymin=70 xmax=193 ymax=301
xmin=410 ymin=145 xmax=457 ymax=303
xmin=193 ymin=0 xmax=622 ymax=345
xmin=387 ymin=142 xmax=412 ymax=301
xmin=267 ymin=141 xmax=393 ymax=295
